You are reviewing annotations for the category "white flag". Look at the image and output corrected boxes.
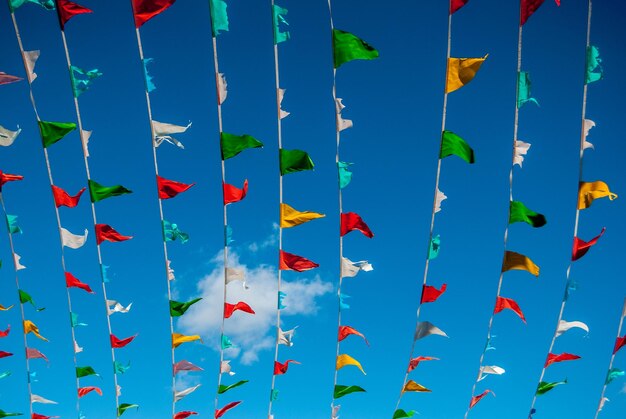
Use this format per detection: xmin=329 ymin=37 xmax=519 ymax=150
xmin=117 ymin=385 xmax=122 ymax=397
xmin=599 ymin=397 xmax=609 ymax=412
xmin=278 ymin=326 xmax=298 ymax=347
xmin=81 ymin=129 xmax=92 ymax=157
xmin=0 ymin=124 xmax=21 ymax=147
xmin=31 ymin=394 xmax=58 ymax=404
xmin=479 ymin=365 xmax=506 ymax=381
xmin=226 ymin=267 xmax=248 ymax=289
xmin=332 ymin=404 xmax=341 ymax=419
xmin=217 ymin=72 xmax=228 ymax=104
xmin=556 ymin=320 xmax=589 ymax=337
xmin=335 ymin=98 xmax=353 ymax=131
xmin=167 ymin=260 xmax=175 ymax=281
xmin=414 ymin=321 xmax=448 ymax=341
xmin=14 ymin=253 xmax=26 ymax=270
xmin=74 ymin=339 xmax=83 ymax=354
xmin=435 ymin=188 xmax=447 ymax=213
xmin=341 ymin=257 xmax=373 ymax=278
xmin=152 ymin=120 xmax=191 ymax=149
xmin=174 ymin=384 xmax=201 ymax=402
xmin=583 ymin=119 xmax=595 ymax=150
xmin=220 ymin=360 xmax=235 ymax=376
xmin=278 ymin=88 xmax=290 ymax=119
xmin=513 ymin=140 xmax=531 ymax=167
xmin=61 ymin=227 xmax=88 ymax=249
xmin=22 ymin=50 xmax=40 ymax=83
xmin=107 ymin=300 xmax=132 ymax=315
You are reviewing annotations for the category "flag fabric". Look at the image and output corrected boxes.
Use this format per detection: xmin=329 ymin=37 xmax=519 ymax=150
xmin=614 ymin=336 xmax=626 ymax=355
xmin=19 ymin=290 xmax=42 ymax=310
xmin=223 ymin=180 xmax=248 ymax=204
xmin=217 ymin=73 xmax=228 ymax=104
xmin=110 ymin=334 xmax=136 ymax=348
xmin=278 ymin=291 xmax=287 ymax=309
xmin=113 ymin=361 xmax=131 ymax=374
xmin=403 ymin=380 xmax=431 ymax=393
xmin=445 ymin=55 xmax=487 ymax=93
xmin=0 ymin=124 xmax=21 ymax=147
xmin=215 ymin=401 xmax=241 ymax=419
xmin=435 ymin=188 xmax=447 ymax=213
xmin=77 ymin=386 xmax=102 ymax=398
xmin=70 ymin=65 xmax=102 ymax=97
xmin=56 ymin=0 xmax=92 ymax=29
xmin=76 ymin=366 xmax=98 ymax=378
xmin=585 ymin=45 xmax=603 ymax=84
xmin=279 ymin=250 xmax=319 ymax=272
xmin=440 ymin=130 xmax=475 ymax=163
xmin=107 ymin=300 xmax=132 ymax=315
xmin=38 ymin=121 xmax=76 ymax=148
xmin=6 ymin=215 xmax=21 ymax=234
xmin=509 ymin=200 xmax=546 ymax=227
xmin=334 ymin=385 xmax=365 ymax=399
xmin=279 ymin=149 xmax=314 ymax=175
xmin=514 ymin=140 xmax=531 ymax=167
xmin=272 ymin=4 xmax=290 ymax=44
xmin=273 ymin=359 xmax=300 ymax=375
xmin=450 ymin=0 xmax=469 ymax=14
xmin=0 ymin=171 xmax=24 ymax=190
xmin=0 ymin=305 xmax=13 ymax=311
xmin=65 ymin=272 xmax=94 ymax=294
xmin=521 ymin=0 xmax=545 ymax=25
xmin=52 ymin=185 xmax=85 ymax=208
xmin=407 ymin=356 xmax=438 ymax=372
xmin=60 ymin=227 xmax=88 ymax=249
xmin=278 ymin=88 xmax=289 ymax=118
xmin=151 ymin=120 xmax=191 ymax=148
xmin=70 ymin=312 xmax=87 ymax=327
xmin=118 ymin=404 xmax=139 ymax=416
xmin=163 ymin=220 xmax=189 ymax=243
xmin=9 ymin=0 xmax=55 ymax=11
xmin=341 ymin=257 xmax=373 ymax=278
xmin=494 ymin=296 xmax=526 ymax=323
xmin=332 ymin=29 xmax=379 ymax=68
xmin=572 ymin=228 xmax=605 ymax=261
xmin=0 ymin=73 xmax=22 ymax=85
xmin=88 ymin=179 xmax=132 ymax=202
xmin=31 ymin=413 xmax=58 ymax=419
xmin=221 ymin=133 xmax=263 ymax=160
xmin=340 ymin=212 xmax=374 ymax=238
xmin=606 ymin=368 xmax=625 ymax=384
xmin=174 ymin=360 xmax=203 ymax=375
xmin=336 ymin=354 xmax=365 ymax=374
xmin=174 ymin=412 xmax=197 ymax=419
xmin=335 ymin=98 xmax=353 ymax=131
xmin=578 ymin=181 xmax=618 ymax=209
xmin=24 ymin=320 xmax=47 ymax=341
xmin=132 ymin=0 xmax=176 ymax=27
xmin=278 ymin=327 xmax=298 ymax=346
xmin=156 ymin=176 xmax=194 ymax=199
xmin=517 ymin=71 xmax=539 ymax=108
xmin=31 ymin=395 xmax=57 ymax=405
xmin=545 ymin=353 xmax=580 ymax=368
xmin=414 ymin=321 xmax=448 ymax=340
xmin=556 ymin=320 xmax=589 ymax=337
xmin=209 ymin=0 xmax=229 ymax=36
xmin=338 ymin=325 xmax=369 ymax=345
xmin=583 ymin=119 xmax=595 ymax=150
xmin=170 ymin=298 xmax=201 ymax=317
xmin=172 ymin=333 xmax=202 ymax=348
xmin=502 ymin=251 xmax=540 ymax=276
xmin=217 ymin=379 xmax=248 ymax=394
xmin=0 ymin=410 xmax=21 ymax=418
xmin=338 ymin=161 xmax=353 ymax=189
xmin=224 ymin=302 xmax=255 ymax=319
xmin=280 ymin=203 xmax=325 ymax=228
xmin=225 ymin=267 xmax=246 ymax=285
xmin=95 ymin=224 xmax=132 ymax=244
xmin=142 ymin=57 xmax=156 ymax=92
xmin=0 ymin=352 xmax=12 ymax=359
xmin=421 ymin=284 xmax=447 ymax=303
xmin=469 ymin=389 xmax=495 ymax=409
xmin=220 ymin=360 xmax=234 ymax=375
xmin=428 ymin=235 xmax=441 ymax=259
xmin=0 ymin=326 xmax=9 ymax=338
xmin=174 ymin=384 xmax=201 ymax=402
xmin=393 ymin=409 xmax=417 ymax=419
xmin=221 ymin=335 xmax=234 ymax=349
xmin=479 ymin=365 xmax=505 ymax=380
xmin=536 ymin=379 xmax=567 ymax=395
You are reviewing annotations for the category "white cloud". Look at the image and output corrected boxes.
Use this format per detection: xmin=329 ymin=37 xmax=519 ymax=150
xmin=177 ymin=249 xmax=332 ymax=365
xmin=248 ymin=223 xmax=279 ymax=253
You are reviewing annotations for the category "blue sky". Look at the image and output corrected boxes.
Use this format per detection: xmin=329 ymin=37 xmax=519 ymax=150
xmin=1 ymin=0 xmax=626 ymax=418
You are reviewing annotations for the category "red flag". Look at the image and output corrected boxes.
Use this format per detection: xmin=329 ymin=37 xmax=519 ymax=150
xmin=157 ymin=175 xmax=195 ymax=199
xmin=0 ymin=351 xmax=12 ymax=358
xmin=340 ymin=212 xmax=374 ymax=238
xmin=132 ymin=0 xmax=177 ymax=28
xmin=494 ymin=296 xmax=526 ymax=323
xmin=421 ymin=283 xmax=447 ymax=303
xmin=407 ymin=356 xmax=439 ymax=372
xmin=32 ymin=414 xmax=60 ymax=419
xmin=614 ymin=335 xmax=626 ymax=355
xmin=279 ymin=250 xmax=319 ymax=272
xmin=0 ymin=325 xmax=9 ymax=338
xmin=215 ymin=401 xmax=241 ymax=418
xmin=78 ymin=386 xmax=102 ymax=398
xmin=338 ymin=325 xmax=369 ymax=345
xmin=56 ymin=0 xmax=93 ymax=29
xmin=223 ymin=180 xmax=248 ymax=204
xmin=224 ymin=302 xmax=255 ymax=319
xmin=95 ymin=224 xmax=132 ymax=244
xmin=0 ymin=170 xmax=23 ymax=190
xmin=174 ymin=412 xmax=198 ymax=419
xmin=273 ymin=359 xmax=300 ymax=375
xmin=450 ymin=0 xmax=469 ymax=14
xmin=65 ymin=272 xmax=95 ymax=294
xmin=520 ymin=0 xmax=545 ymax=25
xmin=110 ymin=334 xmax=136 ymax=348
xmin=544 ymin=352 xmax=581 ymax=368
xmin=469 ymin=389 xmax=495 ymax=409
xmin=572 ymin=228 xmax=605 ymax=261
xmin=51 ymin=185 xmax=86 ymax=208
xmin=173 ymin=360 xmax=203 ymax=375
xmin=26 ymin=348 xmax=48 ymax=362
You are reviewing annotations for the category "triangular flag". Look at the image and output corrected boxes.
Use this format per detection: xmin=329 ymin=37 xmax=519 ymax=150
xmin=143 ymin=58 xmax=156 ymax=92
xmin=536 ymin=379 xmax=567 ymax=395
xmin=332 ymin=29 xmax=379 ymax=68
xmin=272 ymin=4 xmax=290 ymax=44
xmin=578 ymin=181 xmax=617 ymax=209
xmin=38 ymin=121 xmax=76 ymax=148
xmin=69 ymin=65 xmax=102 ymax=97
xmin=435 ymin=188 xmax=447 ymax=213
xmin=502 ymin=251 xmax=540 ymax=276
xmin=0 ymin=171 xmax=24 ymax=190
xmin=107 ymin=300 xmax=132 ymax=315
xmin=514 ymin=140 xmax=531 ymax=167
xmin=341 ymin=257 xmax=373 ymax=278
xmin=170 ymin=298 xmax=202 ymax=317
xmin=521 ymin=0 xmax=546 ymax=25
xmin=0 ymin=124 xmax=21 ymax=147
xmin=279 ymin=250 xmax=319 ymax=272
xmin=556 ymin=320 xmax=589 ymax=337
xmin=279 ymin=149 xmax=314 ymax=175
xmin=479 ymin=365 xmax=506 ymax=381
xmin=217 ymin=72 xmax=228 ymax=104
xmin=174 ymin=360 xmax=203 ymax=375
xmin=22 ymin=50 xmax=40 ymax=83
xmin=88 ymin=179 xmax=132 ymax=202
xmin=421 ymin=284 xmax=447 ymax=303
xmin=117 ymin=403 xmax=139 ymax=416
xmin=223 ymin=180 xmax=248 ymax=204
xmin=60 ymin=227 xmax=88 ymax=249
xmin=509 ymin=200 xmax=547 ymax=227
xmin=517 ymin=71 xmax=539 ymax=107
xmin=157 ymin=175 xmax=194 ymax=199
xmin=469 ymin=389 xmax=495 ymax=409
xmin=78 ymin=386 xmax=102 ymax=398
xmin=215 ymin=401 xmax=241 ymax=419
xmin=132 ymin=0 xmax=176 ymax=27
xmin=280 ymin=203 xmax=325 ymax=228
xmin=209 ymin=0 xmax=229 ymax=36
xmin=333 ymin=385 xmax=365 ymax=399
xmin=174 ymin=384 xmax=201 ymax=402
xmin=221 ymin=133 xmax=263 ymax=160
xmin=52 ymin=185 xmax=86 ymax=208
xmin=278 ymin=327 xmax=298 ymax=346
xmin=414 ymin=321 xmax=448 ymax=340
xmin=224 ymin=302 xmax=255 ymax=318
xmin=407 ymin=356 xmax=438 ymax=372
xmin=402 ymin=380 xmax=431 ymax=393
xmin=56 ymin=0 xmax=92 ymax=30
xmin=76 ymin=366 xmax=99 ymax=378
xmin=338 ymin=325 xmax=369 ymax=345
xmin=278 ymin=88 xmax=289 ymax=118
xmin=450 ymin=0 xmax=469 ymax=14
xmin=172 ymin=333 xmax=202 ymax=349
xmin=24 ymin=320 xmax=48 ymax=341
xmin=220 ymin=360 xmax=235 ymax=376
xmin=340 ymin=212 xmax=374 ymax=238
xmin=445 ymin=55 xmax=488 ymax=93
xmin=585 ymin=45 xmax=603 ymax=84
xmin=110 ymin=334 xmax=136 ymax=348
xmin=65 ymin=272 xmax=94 ymax=294
xmin=494 ymin=296 xmax=526 ymax=323
xmin=336 ymin=354 xmax=365 ymax=374
xmin=31 ymin=394 xmax=57 ymax=404
xmin=95 ymin=224 xmax=132 ymax=244
xmin=614 ymin=336 xmax=626 ymax=355
xmin=583 ymin=119 xmax=595 ymax=150
xmin=545 ymin=353 xmax=581 ymax=368
xmin=217 ymin=380 xmax=247 ymax=395
xmin=0 ymin=72 xmax=22 ymax=85
xmin=152 ymin=120 xmax=191 ymax=148
xmin=393 ymin=409 xmax=417 ymax=419
xmin=572 ymin=227 xmax=605 ymax=261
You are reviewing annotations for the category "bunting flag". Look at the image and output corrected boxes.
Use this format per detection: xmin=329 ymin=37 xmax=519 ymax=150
xmin=469 ymin=389 xmax=495 ymax=409
xmin=76 ymin=366 xmax=98 ymax=378
xmin=445 ymin=55 xmax=488 ymax=93
xmin=31 ymin=395 xmax=57 ymax=405
xmin=0 ymin=352 xmax=12 ymax=359
xmin=479 ymin=365 xmax=505 ymax=380
xmin=272 ymin=4 xmax=290 ymax=44
xmin=407 ymin=356 xmax=438 ymax=372
xmin=544 ymin=352 xmax=581 ymax=368
xmin=217 ymin=73 xmax=228 ymax=104
xmin=5 ymin=215 xmax=21 ymax=234
xmin=338 ymin=162 xmax=353 ymax=189
xmin=19 ymin=290 xmax=42 ymax=310
xmin=223 ymin=180 xmax=248 ymax=204
xmin=225 ymin=267 xmax=246 ymax=286
xmin=335 ymin=98 xmax=353 ymax=131
xmin=440 ymin=130 xmax=475 ymax=163
xmin=110 ymin=334 xmax=136 ymax=348
xmin=556 ymin=320 xmax=589 ymax=337
xmin=333 ymin=385 xmax=365 ymax=399
xmin=279 ymin=149 xmax=314 ymax=175
xmin=428 ymin=235 xmax=441 ymax=259
xmin=219 ymin=360 xmax=234 ymax=375
xmin=0 ymin=410 xmax=21 ymax=418
xmin=272 ymin=359 xmax=300 ymax=376
xmin=95 ymin=224 xmax=132 ymax=244
xmin=56 ymin=0 xmax=92 ymax=29
xmin=0 ymin=305 xmax=13 ymax=311
xmin=536 ymin=379 xmax=567 ymax=395
xmin=509 ymin=200 xmax=547 ymax=227
xmin=174 ymin=384 xmax=202 ymax=402
xmin=0 ymin=326 xmax=9 ymax=338
xmin=393 ymin=409 xmax=417 ymax=419
xmin=278 ymin=327 xmax=297 ymax=347
xmin=174 ymin=412 xmax=197 ymax=419
xmin=572 ymin=227 xmax=605 ymax=261
xmin=278 ymin=88 xmax=289 ymax=118
xmin=0 ymin=73 xmax=22 ymax=85
xmin=224 ymin=302 xmax=255 ymax=318
xmin=339 ymin=293 xmax=350 ymax=310
xmin=341 ymin=257 xmax=373 ymax=278
xmin=435 ymin=188 xmax=447 ymax=213
xmin=414 ymin=321 xmax=448 ymax=340
xmin=501 ymin=251 xmax=540 ymax=276
xmin=340 ymin=212 xmax=374 ymax=238
xmin=26 ymin=347 xmax=48 ymax=362
xmin=174 ymin=360 xmax=203 ymax=375
xmin=70 ymin=312 xmax=87 ymax=327
xmin=220 ymin=133 xmax=263 ymax=160
xmin=77 ymin=386 xmax=102 ymax=398
xmin=585 ymin=46 xmax=603 ymax=84
xmin=132 ymin=0 xmax=176 ymax=27
xmin=38 ymin=121 xmax=76 ymax=148
xmin=209 ymin=0 xmax=229 ymax=36
xmin=221 ymin=335 xmax=234 ymax=349
xmin=23 ymin=320 xmax=48 ymax=341
xmin=9 ymin=0 xmax=55 ymax=11
xmin=420 ymin=284 xmax=447 ymax=303
xmin=114 ymin=361 xmax=131 ymax=374
xmin=51 ymin=185 xmax=85 ymax=208
xmin=520 ymin=0 xmax=545 ymax=25
xmin=69 ymin=65 xmax=102 ymax=97
xmin=514 ymin=140 xmax=531 ymax=167
xmin=0 ymin=171 xmax=24 ymax=190
xmin=336 ymin=354 xmax=365 ymax=374
xmin=14 ymin=254 xmax=26 ymax=271
xmin=88 ymin=179 xmax=132 ymax=202
xmin=402 ymin=380 xmax=431 ymax=393
xmin=142 ymin=58 xmax=156 ymax=92
xmin=614 ymin=335 xmax=626 ymax=354
xmin=65 ymin=272 xmax=94 ymax=294
xmin=583 ymin=119 xmax=595 ymax=150
xmin=578 ymin=181 xmax=618 ymax=209
xmin=332 ymin=29 xmax=379 ymax=68
xmin=170 ymin=298 xmax=201 ymax=317
xmin=279 ymin=250 xmax=319 ymax=272
xmin=60 ymin=227 xmax=88 ymax=249
xmin=494 ymin=296 xmax=526 ymax=323
xmin=172 ymin=333 xmax=202 ymax=348
xmin=163 ymin=220 xmax=189 ymax=243
xmin=517 ymin=71 xmax=539 ymax=108
xmin=279 ymin=203 xmax=325 ymax=228
xmin=117 ymin=404 xmax=139 ymax=416
xmin=450 ymin=0 xmax=469 ymax=14
xmin=151 ymin=120 xmax=191 ymax=148
xmin=0 ymin=124 xmax=21 ymax=147
xmin=338 ymin=325 xmax=369 ymax=345
xmin=215 ymin=401 xmax=241 ymax=419
xmin=278 ymin=291 xmax=287 ymax=310
xmin=107 ymin=300 xmax=132 ymax=315
xmin=606 ymin=368 xmax=625 ymax=384
xmin=156 ymin=175 xmax=194 ymax=200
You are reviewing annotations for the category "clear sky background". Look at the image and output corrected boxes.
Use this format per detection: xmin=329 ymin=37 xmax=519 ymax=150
xmin=1 ymin=1 xmax=626 ymax=418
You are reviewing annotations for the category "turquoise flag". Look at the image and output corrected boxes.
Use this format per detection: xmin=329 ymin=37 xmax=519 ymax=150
xmin=338 ymin=161 xmax=353 ymax=189
xmin=143 ymin=58 xmax=156 ymax=92
xmin=339 ymin=293 xmax=350 ymax=310
xmin=278 ymin=291 xmax=287 ymax=309
xmin=209 ymin=0 xmax=229 ymax=36
xmin=221 ymin=335 xmax=234 ymax=349
xmin=585 ymin=45 xmax=603 ymax=84
xmin=270 ymin=389 xmax=279 ymax=401
xmin=163 ymin=220 xmax=189 ymax=243
xmin=114 ymin=361 xmax=131 ymax=374
xmin=6 ymin=215 xmax=21 ymax=234
xmin=272 ymin=4 xmax=290 ymax=44
xmin=70 ymin=65 xmax=102 ymax=97
xmin=606 ymin=368 xmax=624 ymax=384
xmin=517 ymin=71 xmax=538 ymax=108
xmin=428 ymin=235 xmax=441 ymax=260
xmin=9 ymin=0 xmax=55 ymax=12
xmin=70 ymin=312 xmax=87 ymax=327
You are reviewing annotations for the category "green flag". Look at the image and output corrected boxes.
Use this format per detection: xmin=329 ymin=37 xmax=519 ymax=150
xmin=585 ymin=45 xmax=603 ymax=84
xmin=440 ymin=130 xmax=475 ymax=163
xmin=334 ymin=384 xmax=366 ymax=399
xmin=88 ymin=179 xmax=132 ymax=203
xmin=509 ymin=200 xmax=547 ymax=228
xmin=536 ymin=379 xmax=567 ymax=395
xmin=333 ymin=29 xmax=379 ymax=68
xmin=517 ymin=71 xmax=539 ymax=108
xmin=218 ymin=379 xmax=249 ymax=394
xmin=221 ymin=133 xmax=263 ymax=160
xmin=38 ymin=121 xmax=76 ymax=148
xmin=0 ymin=410 xmax=22 ymax=418
xmin=118 ymin=403 xmax=139 ymax=416
xmin=280 ymin=149 xmax=314 ymax=175
xmin=169 ymin=298 xmax=202 ymax=317
xmin=18 ymin=290 xmax=44 ymax=311
xmin=6 ymin=215 xmax=21 ymax=234
xmin=114 ymin=361 xmax=131 ymax=374
xmin=209 ymin=0 xmax=229 ymax=36
xmin=272 ymin=4 xmax=290 ymax=44
xmin=76 ymin=366 xmax=99 ymax=378
xmin=393 ymin=409 xmax=417 ymax=419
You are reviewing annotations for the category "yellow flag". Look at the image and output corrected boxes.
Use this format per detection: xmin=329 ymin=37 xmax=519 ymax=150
xmin=280 ymin=203 xmax=325 ymax=228
xmin=445 ymin=55 xmax=488 ymax=93
xmin=502 ymin=251 xmax=539 ymax=276
xmin=24 ymin=320 xmax=48 ymax=341
xmin=336 ymin=354 xmax=366 ymax=375
xmin=403 ymin=380 xmax=431 ymax=393
xmin=578 ymin=181 xmax=618 ymax=209
xmin=172 ymin=333 xmax=202 ymax=348
xmin=0 ymin=304 xmax=13 ymax=311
